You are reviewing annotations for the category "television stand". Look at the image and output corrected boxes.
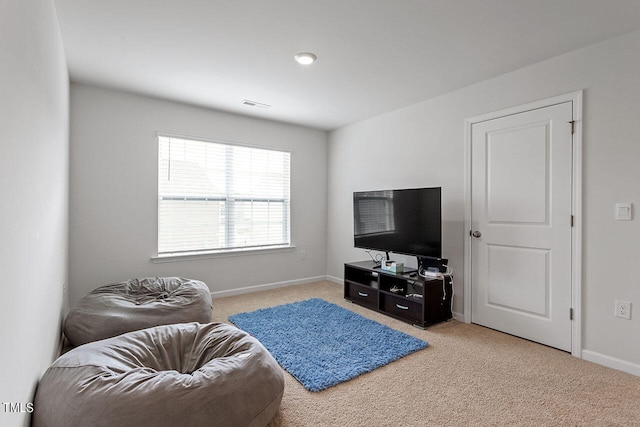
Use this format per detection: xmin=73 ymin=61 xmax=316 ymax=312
xmin=344 ymin=261 xmax=452 ymax=328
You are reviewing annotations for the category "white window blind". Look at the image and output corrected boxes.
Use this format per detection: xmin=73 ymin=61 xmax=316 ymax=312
xmin=157 ymin=135 xmax=290 ymax=255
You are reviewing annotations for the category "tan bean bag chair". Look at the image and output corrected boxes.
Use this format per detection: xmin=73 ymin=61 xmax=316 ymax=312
xmin=34 ymin=322 xmax=284 ymax=427
xmin=64 ymin=277 xmax=213 ymax=346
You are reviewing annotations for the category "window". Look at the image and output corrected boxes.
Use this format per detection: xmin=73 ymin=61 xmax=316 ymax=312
xmin=157 ymin=135 xmax=290 ymax=256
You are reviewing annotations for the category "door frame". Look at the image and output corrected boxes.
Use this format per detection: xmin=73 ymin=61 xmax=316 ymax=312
xmin=463 ymin=91 xmax=583 ymax=357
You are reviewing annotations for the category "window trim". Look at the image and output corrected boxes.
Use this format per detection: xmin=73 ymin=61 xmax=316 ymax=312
xmin=155 ymin=131 xmax=293 ymax=260
xmin=150 ymin=244 xmax=296 ymax=263
xmin=157 ymin=131 xmax=293 ymax=154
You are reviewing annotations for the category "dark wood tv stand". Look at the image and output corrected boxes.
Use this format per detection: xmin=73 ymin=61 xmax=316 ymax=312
xmin=344 ymin=261 xmax=452 ymax=328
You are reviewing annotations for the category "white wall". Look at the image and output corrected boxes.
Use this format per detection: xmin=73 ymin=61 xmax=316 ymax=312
xmin=69 ymin=84 xmax=328 ymax=306
xmin=0 ymin=1 xmax=69 ymax=425
xmin=327 ymin=30 xmax=640 ymax=374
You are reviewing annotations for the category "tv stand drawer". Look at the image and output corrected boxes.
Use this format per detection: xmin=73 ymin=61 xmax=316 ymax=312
xmin=347 ymin=283 xmax=378 ymax=309
xmin=382 ymin=294 xmax=422 ymax=323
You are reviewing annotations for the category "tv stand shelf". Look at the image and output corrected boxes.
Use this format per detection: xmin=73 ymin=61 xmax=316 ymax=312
xmin=344 ymin=261 xmax=452 ymax=328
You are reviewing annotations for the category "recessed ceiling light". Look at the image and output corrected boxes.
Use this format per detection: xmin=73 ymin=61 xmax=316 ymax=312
xmin=294 ymin=52 xmax=317 ymax=65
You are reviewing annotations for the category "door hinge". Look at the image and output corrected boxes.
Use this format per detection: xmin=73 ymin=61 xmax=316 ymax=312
xmin=570 ymin=215 xmax=574 ymax=227
xmin=567 ymin=120 xmax=575 ymax=134
xmin=570 ymin=308 xmax=574 ymax=320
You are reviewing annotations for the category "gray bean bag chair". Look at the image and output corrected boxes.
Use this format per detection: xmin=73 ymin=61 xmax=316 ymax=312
xmin=34 ymin=322 xmax=285 ymax=427
xmin=64 ymin=277 xmax=213 ymax=346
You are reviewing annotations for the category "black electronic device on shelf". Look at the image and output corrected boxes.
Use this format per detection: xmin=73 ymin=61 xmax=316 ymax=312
xmin=353 ymin=187 xmax=442 ymax=265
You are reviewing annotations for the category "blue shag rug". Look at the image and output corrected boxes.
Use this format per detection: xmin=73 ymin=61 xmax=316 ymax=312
xmin=228 ymin=298 xmax=428 ymax=392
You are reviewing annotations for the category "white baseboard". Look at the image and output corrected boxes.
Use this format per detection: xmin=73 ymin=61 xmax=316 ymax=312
xmin=582 ymin=349 xmax=640 ymax=377
xmin=326 ymin=275 xmax=342 ymax=285
xmin=210 ymin=276 xmax=328 ymax=299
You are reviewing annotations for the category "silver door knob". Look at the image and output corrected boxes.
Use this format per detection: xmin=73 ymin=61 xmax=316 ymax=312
xmin=472 ymin=230 xmax=482 ymax=238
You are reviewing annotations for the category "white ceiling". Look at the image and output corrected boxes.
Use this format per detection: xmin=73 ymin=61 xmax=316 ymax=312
xmin=54 ymin=0 xmax=640 ymax=130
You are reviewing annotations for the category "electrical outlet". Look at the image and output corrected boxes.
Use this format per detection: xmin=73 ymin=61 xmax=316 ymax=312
xmin=300 ymin=250 xmax=307 ymax=260
xmin=615 ymin=300 xmax=632 ymax=320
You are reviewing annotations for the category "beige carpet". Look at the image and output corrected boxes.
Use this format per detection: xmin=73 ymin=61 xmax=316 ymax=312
xmin=212 ymin=281 xmax=640 ymax=426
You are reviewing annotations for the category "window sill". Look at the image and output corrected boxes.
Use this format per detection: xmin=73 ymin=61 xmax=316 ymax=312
xmin=150 ymin=245 xmax=296 ymax=263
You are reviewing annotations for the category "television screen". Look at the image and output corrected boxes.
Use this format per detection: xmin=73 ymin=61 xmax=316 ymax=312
xmin=353 ymin=187 xmax=441 ymax=259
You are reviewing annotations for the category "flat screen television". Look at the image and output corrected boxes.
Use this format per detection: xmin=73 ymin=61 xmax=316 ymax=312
xmin=353 ymin=187 xmax=441 ymax=261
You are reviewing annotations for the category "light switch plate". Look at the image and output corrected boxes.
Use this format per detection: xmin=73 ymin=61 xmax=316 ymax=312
xmin=615 ymin=202 xmax=632 ymax=221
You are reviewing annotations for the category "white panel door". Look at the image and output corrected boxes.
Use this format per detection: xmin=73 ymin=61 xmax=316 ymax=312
xmin=471 ymin=101 xmax=573 ymax=351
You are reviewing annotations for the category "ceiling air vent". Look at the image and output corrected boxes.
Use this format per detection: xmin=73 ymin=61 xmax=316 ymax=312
xmin=242 ymin=99 xmax=271 ymax=109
